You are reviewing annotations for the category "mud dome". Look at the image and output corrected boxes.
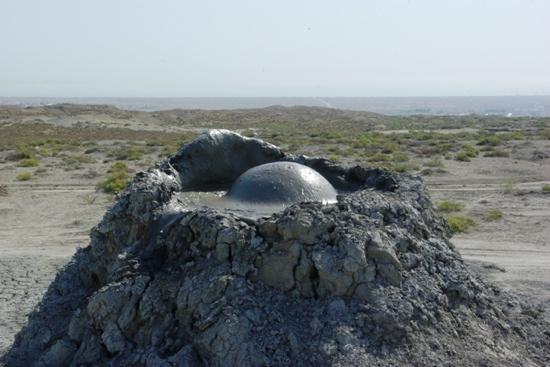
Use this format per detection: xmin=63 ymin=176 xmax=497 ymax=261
xmin=4 ymin=130 xmax=549 ymax=366
xmin=226 ymin=162 xmax=338 ymax=205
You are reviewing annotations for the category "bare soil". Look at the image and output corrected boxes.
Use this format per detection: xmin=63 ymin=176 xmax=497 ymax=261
xmin=427 ymin=155 xmax=550 ymax=319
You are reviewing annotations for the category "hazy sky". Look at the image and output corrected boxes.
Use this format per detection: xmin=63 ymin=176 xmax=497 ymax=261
xmin=1 ymin=0 xmax=549 ymax=97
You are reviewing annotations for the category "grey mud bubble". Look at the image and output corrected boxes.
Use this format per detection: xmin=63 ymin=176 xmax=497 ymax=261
xmin=226 ymin=162 xmax=337 ymax=205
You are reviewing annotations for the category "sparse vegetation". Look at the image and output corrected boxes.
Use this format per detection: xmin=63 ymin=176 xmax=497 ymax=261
xmin=424 ymin=157 xmax=444 ymax=167
xmin=62 ymin=154 xmax=96 ymax=169
xmin=483 ymin=149 xmax=509 ymax=157
xmin=17 ymin=158 xmax=40 ymax=167
xmin=477 ymin=134 xmax=501 ymax=146
xmin=461 ymin=144 xmax=478 ymax=157
xmin=97 ymin=162 xmax=131 ymax=194
xmin=542 ymin=184 xmax=550 ymax=193
xmin=447 ymin=215 xmax=477 ymax=233
xmin=0 ymin=122 xmax=196 ymax=154
xmin=392 ymin=151 xmax=410 ymax=162
xmin=455 ymin=151 xmax=471 ymax=162
xmin=1 ymin=107 xmax=549 ymax=205
xmin=500 ymin=131 xmax=526 ymax=141
xmin=392 ymin=162 xmax=420 ymax=173
xmin=501 ymin=181 xmax=517 ymax=195
xmin=82 ymin=194 xmax=98 ymax=205
xmin=455 ymin=144 xmax=478 ymax=162
xmin=14 ymin=144 xmax=34 ymax=160
xmin=16 ymin=172 xmax=33 ymax=181
xmin=110 ymin=146 xmax=144 ymax=161
xmin=437 ymin=200 xmax=464 ymax=213
xmin=368 ymin=152 xmax=391 ymax=162
xmin=485 ymin=209 xmax=504 ymax=221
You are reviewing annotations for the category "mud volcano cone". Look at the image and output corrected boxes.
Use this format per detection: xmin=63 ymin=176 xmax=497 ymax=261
xmin=5 ymin=130 xmax=549 ymax=366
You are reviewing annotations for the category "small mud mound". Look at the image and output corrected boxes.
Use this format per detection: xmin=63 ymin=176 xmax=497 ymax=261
xmin=4 ymin=130 xmax=549 ymax=366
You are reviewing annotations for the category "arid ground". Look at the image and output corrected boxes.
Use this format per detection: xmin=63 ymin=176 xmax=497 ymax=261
xmin=1 ymin=104 xmax=549 ymax=355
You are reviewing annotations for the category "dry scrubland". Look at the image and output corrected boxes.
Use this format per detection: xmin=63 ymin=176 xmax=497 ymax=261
xmin=1 ymin=104 xmax=550 ymax=355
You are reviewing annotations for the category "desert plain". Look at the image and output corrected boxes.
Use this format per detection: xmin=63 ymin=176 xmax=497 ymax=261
xmin=0 ymin=104 xmax=549 ymax=356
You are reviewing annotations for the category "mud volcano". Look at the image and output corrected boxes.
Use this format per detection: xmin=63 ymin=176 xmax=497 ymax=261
xmin=5 ymin=130 xmax=549 ymax=366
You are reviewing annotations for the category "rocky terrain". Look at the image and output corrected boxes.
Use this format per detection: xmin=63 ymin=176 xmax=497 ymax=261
xmin=3 ymin=131 xmax=549 ymax=366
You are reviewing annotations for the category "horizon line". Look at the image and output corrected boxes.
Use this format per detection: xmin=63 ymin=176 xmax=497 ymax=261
xmin=1 ymin=94 xmax=550 ymax=99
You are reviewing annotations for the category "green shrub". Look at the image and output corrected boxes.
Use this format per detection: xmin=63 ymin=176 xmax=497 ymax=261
xmin=437 ymin=200 xmax=464 ymax=213
xmin=17 ymin=158 xmax=40 ymax=167
xmin=455 ymin=145 xmax=477 ymax=161
xmin=381 ymin=143 xmax=398 ymax=154
xmin=368 ymin=153 xmax=391 ymax=162
xmin=542 ymin=184 xmax=550 ymax=193
xmin=110 ymin=146 xmax=144 ymax=161
xmin=97 ymin=162 xmax=131 ymax=194
xmin=16 ymin=172 xmax=33 ymax=181
xmin=353 ymin=132 xmax=385 ymax=148
xmin=447 ymin=216 xmax=477 ymax=233
xmin=424 ymin=157 xmax=444 ymax=167
xmin=82 ymin=194 xmax=98 ymax=205
xmin=485 ymin=209 xmax=503 ymax=221
xmin=63 ymin=154 xmax=96 ymax=167
xmin=14 ymin=144 xmax=34 ymax=159
xmin=30 ymin=139 xmax=77 ymax=157
xmin=477 ymin=135 xmax=501 ymax=146
xmin=417 ymin=143 xmax=453 ymax=157
xmin=124 ymin=147 xmax=143 ymax=161
xmin=455 ymin=151 xmax=471 ymax=162
xmin=388 ymin=161 xmax=420 ymax=173
xmin=392 ymin=151 xmax=410 ymax=162
xmin=461 ymin=144 xmax=478 ymax=157
xmin=500 ymin=131 xmax=525 ymax=141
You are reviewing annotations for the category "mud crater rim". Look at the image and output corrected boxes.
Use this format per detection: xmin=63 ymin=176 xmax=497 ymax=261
xmin=174 ymin=162 xmax=342 ymax=219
